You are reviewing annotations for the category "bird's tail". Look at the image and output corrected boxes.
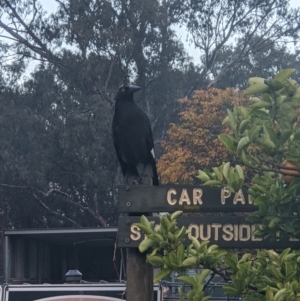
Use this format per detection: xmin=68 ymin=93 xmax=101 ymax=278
xmin=152 ymin=160 xmax=159 ymax=186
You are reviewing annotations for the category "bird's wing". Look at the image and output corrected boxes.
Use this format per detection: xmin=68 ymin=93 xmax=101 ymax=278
xmin=112 ymin=117 xmax=129 ymax=176
xmin=137 ymin=109 xmax=155 ymax=155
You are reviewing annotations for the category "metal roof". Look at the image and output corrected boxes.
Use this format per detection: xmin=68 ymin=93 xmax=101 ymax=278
xmin=3 ymin=228 xmax=118 ymax=245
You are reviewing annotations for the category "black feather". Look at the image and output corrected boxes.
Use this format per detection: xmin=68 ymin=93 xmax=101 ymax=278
xmin=112 ymin=85 xmax=159 ymax=185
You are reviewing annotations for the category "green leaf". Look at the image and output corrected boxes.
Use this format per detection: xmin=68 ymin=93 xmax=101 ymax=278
xmin=134 ymin=223 xmax=153 ymax=235
xmin=176 ymin=244 xmax=185 ymax=263
xmin=170 ymin=210 xmax=183 ymax=221
xmin=248 ymin=125 xmax=261 ymax=142
xmin=182 ymin=256 xmax=198 ymax=267
xmin=224 ymin=257 xmax=238 ymax=272
xmin=263 ymin=124 xmax=277 ymax=146
xmin=227 ymin=109 xmax=237 ymax=132
xmin=256 ymin=137 xmax=276 ymax=150
xmin=237 ymin=136 xmax=250 ymax=153
xmin=279 ymin=248 xmax=291 ymax=263
xmin=212 ymin=167 xmax=223 ymax=181
xmin=280 ymin=129 xmax=292 ymax=144
xmin=139 ymin=238 xmax=157 ymax=253
xmin=177 ymin=275 xmax=197 ymax=286
xmin=277 ymin=103 xmax=297 ymax=130
xmin=238 ymin=119 xmax=250 ymax=134
xmin=285 ymin=96 xmax=300 ymax=108
xmin=203 ymin=180 xmax=222 ymax=186
xmin=235 ymin=165 xmax=244 ymax=180
xmin=251 ymin=101 xmax=272 ymax=109
xmin=222 ymin=116 xmax=229 ymax=125
xmin=245 ymin=83 xmax=269 ymax=95
xmin=241 ymin=150 xmax=259 ymax=167
xmin=268 ymin=217 xmax=280 ymax=228
xmin=218 ymin=134 xmax=235 ymax=153
xmin=223 ymin=285 xmax=239 ymax=295
xmin=197 ymin=170 xmax=210 ymax=182
xmin=262 ymin=93 xmax=273 ymax=103
xmin=238 ymin=106 xmax=249 ymax=118
xmin=274 ymin=68 xmax=295 ymax=82
xmin=223 ymin=162 xmax=230 ymax=180
xmin=267 ymin=79 xmax=285 ymax=91
xmin=195 ymin=269 xmax=211 ymax=285
xmin=248 ymin=77 xmax=266 ymax=85
xmin=253 ymin=109 xmax=270 ymax=120
xmin=147 ymin=255 xmax=164 ymax=267
xmin=153 ymin=268 xmax=172 ymax=282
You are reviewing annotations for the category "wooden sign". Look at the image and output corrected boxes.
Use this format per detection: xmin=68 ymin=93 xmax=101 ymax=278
xmin=118 ymin=185 xmax=257 ymax=213
xmin=118 ymin=216 xmax=300 ymax=249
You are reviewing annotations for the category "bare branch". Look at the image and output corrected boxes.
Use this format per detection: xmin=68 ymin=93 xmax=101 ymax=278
xmin=0 ymin=184 xmax=108 ymax=227
xmin=0 ymin=183 xmax=28 ymax=189
xmin=3 ymin=0 xmax=46 ymax=51
xmin=55 ymin=0 xmax=68 ymax=15
xmin=28 ymin=0 xmax=38 ymax=29
xmin=0 ymin=20 xmax=44 ymax=55
xmin=0 ymin=34 xmax=19 ymax=41
xmin=32 ymin=192 xmax=82 ymax=227
xmin=34 ymin=188 xmax=108 ymax=227
xmin=104 ymin=54 xmax=117 ymax=96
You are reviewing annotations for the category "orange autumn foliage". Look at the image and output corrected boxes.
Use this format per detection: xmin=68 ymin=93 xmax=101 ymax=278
xmin=157 ymin=88 xmax=248 ymax=183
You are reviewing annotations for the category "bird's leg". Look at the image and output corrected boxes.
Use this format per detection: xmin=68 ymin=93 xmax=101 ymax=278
xmin=124 ymin=174 xmax=140 ymax=189
xmin=124 ymin=175 xmax=130 ymax=191
xmin=140 ymin=176 xmax=152 ymax=186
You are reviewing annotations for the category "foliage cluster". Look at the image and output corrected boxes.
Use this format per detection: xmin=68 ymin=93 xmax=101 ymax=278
xmin=137 ymin=212 xmax=300 ymax=301
xmin=198 ymin=69 xmax=300 ymax=241
xmin=158 ymin=88 xmax=248 ymax=183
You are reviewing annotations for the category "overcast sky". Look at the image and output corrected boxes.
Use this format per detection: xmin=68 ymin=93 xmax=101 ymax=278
xmin=38 ymin=0 xmax=300 ymax=64
xmin=40 ymin=0 xmax=300 ymax=12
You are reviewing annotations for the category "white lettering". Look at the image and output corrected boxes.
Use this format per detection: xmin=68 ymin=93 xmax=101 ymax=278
xmin=179 ymin=189 xmax=191 ymax=205
xmin=188 ymin=224 xmax=199 ymax=239
xmin=211 ymin=223 xmax=222 ymax=240
xmin=200 ymin=225 xmax=211 ymax=240
xmin=233 ymin=189 xmax=246 ymax=204
xmin=193 ymin=188 xmax=203 ymax=205
xmin=167 ymin=189 xmax=177 ymax=205
xmin=222 ymin=224 xmax=234 ymax=241
xmin=234 ymin=224 xmax=239 ymax=241
xmin=130 ymin=225 xmax=141 ymax=241
xmin=239 ymin=224 xmax=250 ymax=241
xmin=221 ymin=188 xmax=231 ymax=204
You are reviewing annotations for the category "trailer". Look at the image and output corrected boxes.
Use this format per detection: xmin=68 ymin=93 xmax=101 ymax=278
xmin=2 ymin=228 xmax=162 ymax=301
xmin=1 ymin=283 xmax=162 ymax=301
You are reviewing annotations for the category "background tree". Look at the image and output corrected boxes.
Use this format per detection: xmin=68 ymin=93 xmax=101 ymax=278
xmin=212 ymin=38 xmax=300 ymax=89
xmin=0 ymin=65 xmax=117 ymax=227
xmin=157 ymin=88 xmax=249 ymax=183
xmin=0 ymin=0 xmax=300 ymax=228
xmin=178 ymin=0 xmax=300 ymax=89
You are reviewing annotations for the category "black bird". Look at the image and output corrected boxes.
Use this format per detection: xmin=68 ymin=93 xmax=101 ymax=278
xmin=112 ymin=85 xmax=159 ymax=186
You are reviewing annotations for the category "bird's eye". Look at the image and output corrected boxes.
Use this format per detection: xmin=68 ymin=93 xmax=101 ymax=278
xmin=122 ymin=88 xmax=125 ymax=92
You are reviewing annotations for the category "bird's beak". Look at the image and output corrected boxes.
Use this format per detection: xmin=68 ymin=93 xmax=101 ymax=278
xmin=128 ymin=85 xmax=141 ymax=94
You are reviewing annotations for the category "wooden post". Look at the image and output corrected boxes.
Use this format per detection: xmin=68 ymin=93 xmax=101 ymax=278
xmin=127 ymin=247 xmax=153 ymax=301
xmin=126 ymin=178 xmax=154 ymax=301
